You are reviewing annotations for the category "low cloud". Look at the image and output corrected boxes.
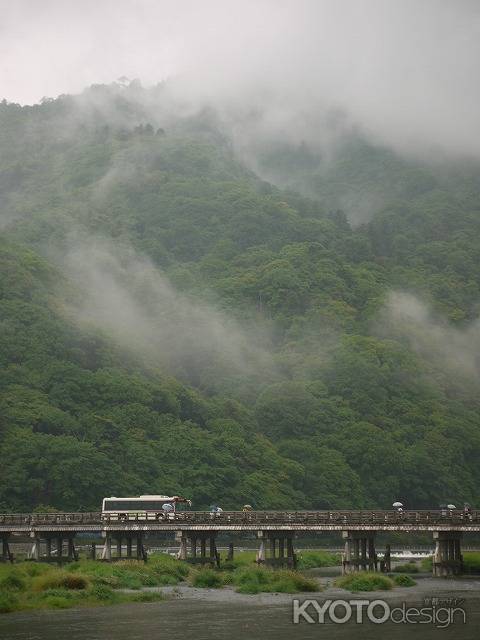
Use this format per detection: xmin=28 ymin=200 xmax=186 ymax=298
xmin=59 ymin=238 xmax=276 ymax=393
xmin=1 ymin=0 xmax=480 ymax=160
xmin=380 ymin=291 xmax=480 ymax=385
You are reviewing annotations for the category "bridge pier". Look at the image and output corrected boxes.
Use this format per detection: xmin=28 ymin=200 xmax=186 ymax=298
xmin=257 ymin=531 xmax=297 ymax=568
xmin=28 ymin=533 xmax=78 ymax=563
xmin=177 ymin=532 xmax=219 ymax=566
xmin=433 ymin=532 xmax=463 ymax=576
xmin=342 ymin=531 xmax=377 ymax=574
xmin=103 ymin=533 xmax=146 ymax=561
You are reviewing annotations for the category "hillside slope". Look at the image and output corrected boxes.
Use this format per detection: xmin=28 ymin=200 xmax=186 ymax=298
xmin=1 ymin=84 xmax=479 ymax=511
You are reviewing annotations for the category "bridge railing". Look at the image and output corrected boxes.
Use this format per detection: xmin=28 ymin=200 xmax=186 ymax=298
xmin=0 ymin=512 xmax=102 ymax=525
xmin=0 ymin=509 xmax=478 ymax=527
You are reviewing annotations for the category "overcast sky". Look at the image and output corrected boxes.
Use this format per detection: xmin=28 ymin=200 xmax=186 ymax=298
xmin=1 ymin=0 xmax=480 ymax=156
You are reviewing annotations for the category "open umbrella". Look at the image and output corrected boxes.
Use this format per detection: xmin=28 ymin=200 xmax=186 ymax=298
xmin=447 ymin=504 xmax=457 ymax=510
xmin=392 ymin=501 xmax=403 ymax=508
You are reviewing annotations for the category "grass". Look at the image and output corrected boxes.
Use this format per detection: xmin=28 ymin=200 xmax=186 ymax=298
xmin=32 ymin=571 xmax=90 ymax=591
xmin=0 ymin=553 xmax=184 ymax=614
xmin=463 ymin=552 xmax=480 ymax=574
xmin=190 ymin=568 xmax=224 ymax=588
xmin=297 ymin=550 xmax=341 ymax=569
xmin=232 ymin=566 xmax=318 ymax=594
xmin=219 ymin=550 xmax=257 ymax=571
xmin=5 ymin=548 xmax=436 ymax=613
xmin=336 ymin=572 xmax=394 ymax=592
xmin=393 ymin=574 xmax=416 ymax=587
xmin=392 ymin=562 xmax=419 ymax=573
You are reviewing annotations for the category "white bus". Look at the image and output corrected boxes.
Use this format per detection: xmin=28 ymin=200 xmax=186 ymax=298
xmin=101 ymin=495 xmax=192 ymax=520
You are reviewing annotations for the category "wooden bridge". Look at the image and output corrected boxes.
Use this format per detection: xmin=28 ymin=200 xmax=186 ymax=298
xmin=1 ymin=510 xmax=478 ymax=576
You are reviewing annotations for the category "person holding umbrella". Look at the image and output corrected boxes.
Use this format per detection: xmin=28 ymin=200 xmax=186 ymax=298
xmin=464 ymin=503 xmax=472 ymax=521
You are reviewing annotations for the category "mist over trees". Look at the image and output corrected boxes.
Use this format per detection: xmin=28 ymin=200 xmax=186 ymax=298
xmin=0 ymin=82 xmax=479 ymax=512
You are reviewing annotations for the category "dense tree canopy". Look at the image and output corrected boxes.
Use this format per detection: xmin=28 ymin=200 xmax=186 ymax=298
xmin=0 ymin=83 xmax=479 ymax=511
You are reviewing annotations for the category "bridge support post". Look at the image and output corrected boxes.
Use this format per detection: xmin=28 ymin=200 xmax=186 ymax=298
xmin=177 ymin=534 xmax=188 ymax=560
xmin=67 ymin=536 xmax=77 ymax=561
xmin=227 ymin=542 xmax=234 ymax=561
xmin=90 ymin=543 xmax=96 ymax=560
xmin=136 ymin=534 xmax=146 ymax=561
xmin=342 ymin=531 xmax=377 ymax=574
xmin=126 ymin=537 xmax=132 ymax=558
xmin=29 ymin=537 xmax=41 ymax=561
xmin=57 ymin=536 xmax=63 ymax=561
xmin=104 ymin=534 xmax=112 ymax=561
xmin=116 ymin=537 xmax=122 ymax=558
xmin=257 ymin=533 xmax=266 ymax=564
xmin=433 ymin=532 xmax=463 ymax=576
xmin=1 ymin=535 xmax=13 ymax=563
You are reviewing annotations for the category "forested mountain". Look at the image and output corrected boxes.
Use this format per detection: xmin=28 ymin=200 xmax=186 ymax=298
xmin=1 ymin=83 xmax=479 ymax=512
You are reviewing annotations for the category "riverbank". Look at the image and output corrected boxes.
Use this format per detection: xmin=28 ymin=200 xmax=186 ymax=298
xmin=0 ymin=551 xmax=336 ymax=614
xmin=1 ymin=551 xmax=479 ymax=615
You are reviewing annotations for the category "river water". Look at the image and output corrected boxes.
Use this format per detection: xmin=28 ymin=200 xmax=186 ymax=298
xmin=1 ymin=577 xmax=479 ymax=640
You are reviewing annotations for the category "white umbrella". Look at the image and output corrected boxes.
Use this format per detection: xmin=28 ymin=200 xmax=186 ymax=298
xmin=392 ymin=501 xmax=403 ymax=508
xmin=447 ymin=504 xmax=457 ymax=510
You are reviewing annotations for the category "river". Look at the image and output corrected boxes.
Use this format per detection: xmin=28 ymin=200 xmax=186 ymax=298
xmin=1 ymin=576 xmax=479 ymax=640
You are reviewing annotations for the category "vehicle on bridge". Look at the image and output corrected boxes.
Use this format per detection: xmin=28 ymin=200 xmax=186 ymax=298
xmin=101 ymin=495 xmax=192 ymax=521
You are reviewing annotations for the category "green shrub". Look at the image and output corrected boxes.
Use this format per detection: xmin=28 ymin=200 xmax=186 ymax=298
xmin=393 ymin=562 xmax=419 ymax=573
xmin=88 ymin=584 xmax=117 ymax=602
xmin=0 ymin=572 xmax=27 ymax=591
xmin=33 ymin=571 xmax=89 ymax=592
xmin=150 ymin=554 xmax=189 ymax=580
xmin=336 ymin=572 xmax=394 ymax=592
xmin=0 ymin=592 xmax=19 ymax=613
xmin=115 ymin=574 xmax=143 ymax=590
xmin=91 ymin=575 xmax=120 ymax=588
xmin=420 ymin=556 xmax=433 ymax=571
xmin=393 ymin=574 xmax=416 ymax=587
xmin=233 ymin=567 xmax=318 ymax=594
xmin=191 ymin=569 xmax=223 ymax=588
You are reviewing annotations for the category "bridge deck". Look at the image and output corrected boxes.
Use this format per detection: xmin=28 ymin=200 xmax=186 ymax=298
xmin=1 ymin=510 xmax=479 ymax=533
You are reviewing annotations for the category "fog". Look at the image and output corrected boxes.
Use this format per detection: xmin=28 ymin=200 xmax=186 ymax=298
xmin=1 ymin=0 xmax=480 ymax=159
xmin=380 ymin=291 xmax=480 ymax=386
xmin=60 ymin=238 xmax=276 ymax=394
